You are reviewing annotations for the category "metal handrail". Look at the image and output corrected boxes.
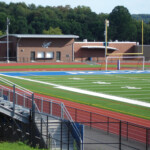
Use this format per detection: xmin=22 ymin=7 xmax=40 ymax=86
xmin=0 ymin=84 xmax=82 ymax=149
xmin=61 ymin=103 xmax=82 ymax=149
xmin=33 ymin=102 xmax=56 ymax=149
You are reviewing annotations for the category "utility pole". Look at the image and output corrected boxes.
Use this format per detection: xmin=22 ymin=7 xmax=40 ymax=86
xmin=7 ymin=17 xmax=10 ymax=63
xmin=104 ymin=19 xmax=109 ymax=58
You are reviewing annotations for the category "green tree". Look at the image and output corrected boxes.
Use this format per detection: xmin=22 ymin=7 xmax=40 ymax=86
xmin=109 ymin=6 xmax=136 ymax=41
xmin=43 ymin=27 xmax=63 ymax=34
xmin=0 ymin=30 xmax=4 ymax=36
xmin=0 ymin=12 xmax=7 ymax=32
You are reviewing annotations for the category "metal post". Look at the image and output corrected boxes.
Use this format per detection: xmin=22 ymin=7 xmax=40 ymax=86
xmin=90 ymin=112 xmax=92 ymax=128
xmin=6 ymin=17 xmax=10 ymax=63
xmin=16 ymin=93 xmax=18 ymax=105
xmin=105 ymin=20 xmax=107 ymax=58
xmin=75 ymin=108 xmax=77 ymax=122
xmin=41 ymin=98 xmax=43 ymax=113
xmin=126 ymin=122 xmax=128 ymax=141
xmin=41 ymin=118 xmax=42 ymax=140
xmin=119 ymin=121 xmax=122 ymax=150
xmin=13 ymin=85 xmax=16 ymax=115
xmin=1 ymin=88 xmax=3 ymax=98
xmin=61 ymin=122 xmax=62 ymax=150
xmin=32 ymin=93 xmax=35 ymax=121
xmin=50 ymin=101 xmax=52 ymax=115
xmin=23 ymin=93 xmax=25 ymax=107
xmin=8 ymin=89 xmax=10 ymax=101
xmin=105 ymin=19 xmax=109 ymax=58
xmin=146 ymin=128 xmax=148 ymax=150
xmin=143 ymin=56 xmax=145 ymax=71
xmin=61 ymin=103 xmax=64 ymax=119
xmin=107 ymin=117 xmax=109 ymax=134
xmin=68 ymin=122 xmax=70 ymax=150
xmin=47 ymin=116 xmax=49 ymax=147
xmin=105 ymin=56 xmax=108 ymax=71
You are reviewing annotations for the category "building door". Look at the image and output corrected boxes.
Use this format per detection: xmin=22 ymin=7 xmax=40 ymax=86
xmin=31 ymin=51 xmax=35 ymax=61
xmin=56 ymin=51 xmax=61 ymax=61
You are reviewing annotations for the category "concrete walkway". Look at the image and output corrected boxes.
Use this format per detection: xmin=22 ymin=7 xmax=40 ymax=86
xmin=84 ymin=126 xmax=146 ymax=150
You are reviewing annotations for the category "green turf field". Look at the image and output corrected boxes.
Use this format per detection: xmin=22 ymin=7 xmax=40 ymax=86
xmin=1 ymin=73 xmax=150 ymax=120
xmin=0 ymin=64 xmax=100 ymax=69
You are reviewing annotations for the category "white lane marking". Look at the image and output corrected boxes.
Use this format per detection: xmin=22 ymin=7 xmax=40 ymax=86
xmin=93 ymin=81 xmax=111 ymax=85
xmin=121 ymin=86 xmax=142 ymax=90
xmin=1 ymin=74 xmax=150 ymax=108
xmin=69 ymin=78 xmax=83 ymax=80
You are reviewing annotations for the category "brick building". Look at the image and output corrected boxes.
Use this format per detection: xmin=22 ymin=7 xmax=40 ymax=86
xmin=0 ymin=34 xmax=78 ymax=62
xmin=74 ymin=40 xmax=138 ymax=61
xmin=0 ymin=34 xmax=147 ymax=62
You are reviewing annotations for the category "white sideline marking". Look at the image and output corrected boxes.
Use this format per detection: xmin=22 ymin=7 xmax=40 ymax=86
xmin=121 ymin=86 xmax=142 ymax=90
xmin=69 ymin=78 xmax=83 ymax=80
xmin=1 ymin=74 xmax=150 ymax=108
xmin=93 ymin=81 xmax=111 ymax=85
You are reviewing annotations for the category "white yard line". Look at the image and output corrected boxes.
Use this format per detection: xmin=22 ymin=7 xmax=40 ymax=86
xmin=1 ymin=74 xmax=150 ymax=108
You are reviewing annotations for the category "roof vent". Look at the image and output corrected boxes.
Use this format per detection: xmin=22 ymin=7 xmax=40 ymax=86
xmin=83 ymin=39 xmax=88 ymax=42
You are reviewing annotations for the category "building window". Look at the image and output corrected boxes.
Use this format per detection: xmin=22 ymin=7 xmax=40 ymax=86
xmin=46 ymin=52 xmax=54 ymax=58
xmin=37 ymin=52 xmax=45 ymax=58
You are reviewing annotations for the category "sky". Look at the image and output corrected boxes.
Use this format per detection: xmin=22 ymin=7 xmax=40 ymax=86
xmin=1 ymin=0 xmax=150 ymax=14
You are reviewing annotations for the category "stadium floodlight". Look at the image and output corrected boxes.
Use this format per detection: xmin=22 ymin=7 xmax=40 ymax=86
xmin=6 ymin=17 xmax=10 ymax=63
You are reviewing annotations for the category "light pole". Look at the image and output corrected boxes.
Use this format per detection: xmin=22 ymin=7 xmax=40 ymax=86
xmin=6 ymin=17 xmax=10 ymax=63
xmin=104 ymin=19 xmax=109 ymax=58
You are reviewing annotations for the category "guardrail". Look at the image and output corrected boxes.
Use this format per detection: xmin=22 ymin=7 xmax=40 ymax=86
xmin=66 ymin=106 xmax=150 ymax=150
xmin=0 ymin=80 xmax=83 ymax=150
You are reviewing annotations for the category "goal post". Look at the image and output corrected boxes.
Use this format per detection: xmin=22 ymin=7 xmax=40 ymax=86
xmin=105 ymin=56 xmax=145 ymax=71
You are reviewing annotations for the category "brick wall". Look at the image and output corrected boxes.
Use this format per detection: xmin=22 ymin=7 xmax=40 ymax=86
xmin=74 ymin=42 xmax=137 ymax=61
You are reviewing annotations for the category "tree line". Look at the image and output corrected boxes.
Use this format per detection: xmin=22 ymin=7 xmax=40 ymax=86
xmin=0 ymin=2 xmax=150 ymax=44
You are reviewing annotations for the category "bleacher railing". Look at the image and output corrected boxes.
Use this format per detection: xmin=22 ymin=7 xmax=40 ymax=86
xmin=0 ymin=83 xmax=83 ymax=150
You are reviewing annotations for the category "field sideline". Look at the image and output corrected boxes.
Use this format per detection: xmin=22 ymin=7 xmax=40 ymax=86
xmin=0 ymin=70 xmax=150 ymax=120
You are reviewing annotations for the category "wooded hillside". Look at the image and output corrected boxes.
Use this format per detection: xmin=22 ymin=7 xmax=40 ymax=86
xmin=0 ymin=2 xmax=150 ymax=44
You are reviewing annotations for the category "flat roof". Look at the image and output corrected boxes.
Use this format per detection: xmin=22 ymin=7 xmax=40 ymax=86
xmin=0 ymin=34 xmax=79 ymax=39
xmin=81 ymin=46 xmax=118 ymax=50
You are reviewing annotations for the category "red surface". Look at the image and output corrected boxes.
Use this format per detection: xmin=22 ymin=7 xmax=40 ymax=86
xmin=0 ymin=62 xmax=86 ymax=66
xmin=34 ymin=93 xmax=150 ymax=144
xmin=0 ymin=68 xmax=100 ymax=72
xmin=35 ymin=93 xmax=150 ymax=128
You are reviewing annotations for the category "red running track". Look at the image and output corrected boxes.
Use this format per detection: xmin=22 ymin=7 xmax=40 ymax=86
xmin=35 ymin=93 xmax=150 ymax=144
xmin=35 ymin=93 xmax=150 ymax=127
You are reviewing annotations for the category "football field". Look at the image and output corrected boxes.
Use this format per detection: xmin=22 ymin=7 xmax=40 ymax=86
xmin=0 ymin=70 xmax=150 ymax=120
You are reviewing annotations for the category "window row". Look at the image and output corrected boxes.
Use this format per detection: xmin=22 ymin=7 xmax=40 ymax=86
xmin=37 ymin=52 xmax=54 ymax=58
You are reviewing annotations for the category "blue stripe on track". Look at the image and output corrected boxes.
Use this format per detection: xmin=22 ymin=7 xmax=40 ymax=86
xmin=0 ymin=70 xmax=150 ymax=76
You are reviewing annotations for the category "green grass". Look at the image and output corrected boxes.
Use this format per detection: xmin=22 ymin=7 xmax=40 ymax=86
xmin=0 ymin=64 xmax=100 ymax=69
xmin=1 ymin=73 xmax=150 ymax=120
xmin=0 ymin=142 xmax=47 ymax=150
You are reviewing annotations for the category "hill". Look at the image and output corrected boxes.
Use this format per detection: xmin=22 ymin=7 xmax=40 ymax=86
xmin=132 ymin=14 xmax=150 ymax=23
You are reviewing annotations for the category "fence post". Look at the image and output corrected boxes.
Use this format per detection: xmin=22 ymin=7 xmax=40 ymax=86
xmin=13 ymin=85 xmax=16 ymax=115
xmin=75 ymin=108 xmax=77 ymax=122
xmin=90 ymin=112 xmax=92 ymax=128
xmin=146 ymin=128 xmax=148 ymax=150
xmin=23 ymin=93 xmax=25 ymax=107
xmin=61 ymin=103 xmax=64 ymax=119
xmin=31 ymin=93 xmax=35 ymax=121
xmin=47 ymin=116 xmax=49 ymax=147
xmin=8 ymin=89 xmax=10 ymax=101
xmin=61 ymin=122 xmax=62 ymax=150
xmin=119 ymin=121 xmax=122 ymax=150
xmin=41 ymin=98 xmax=43 ymax=113
xmin=107 ymin=117 xmax=109 ymax=134
xmin=1 ymin=88 xmax=3 ymax=98
xmin=68 ymin=122 xmax=70 ymax=150
xmin=126 ymin=122 xmax=128 ymax=141
xmin=50 ymin=101 xmax=52 ymax=115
